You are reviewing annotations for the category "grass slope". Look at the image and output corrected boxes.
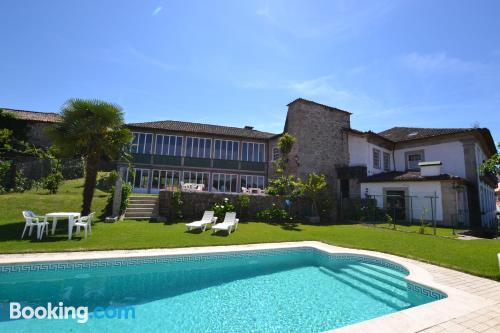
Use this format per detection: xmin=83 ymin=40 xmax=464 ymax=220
xmin=0 ymin=178 xmax=498 ymax=280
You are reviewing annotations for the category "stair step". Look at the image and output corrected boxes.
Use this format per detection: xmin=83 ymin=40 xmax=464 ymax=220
xmin=125 ymin=208 xmax=154 ymax=213
xmin=125 ymin=213 xmax=155 ymax=218
xmin=318 ymin=266 xmax=410 ymax=309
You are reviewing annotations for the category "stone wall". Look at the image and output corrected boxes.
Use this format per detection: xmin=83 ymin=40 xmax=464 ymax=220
xmin=284 ymin=99 xmax=351 ymax=220
xmin=27 ymin=122 xmax=55 ymax=148
xmin=158 ymin=190 xmax=309 ymax=220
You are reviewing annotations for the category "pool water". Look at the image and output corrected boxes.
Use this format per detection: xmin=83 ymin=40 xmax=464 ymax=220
xmin=0 ymin=248 xmax=444 ymax=332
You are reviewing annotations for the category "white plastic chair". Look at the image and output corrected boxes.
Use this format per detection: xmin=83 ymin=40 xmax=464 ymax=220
xmin=212 ymin=212 xmax=239 ymax=235
xmin=74 ymin=212 xmax=94 ymax=239
xmin=185 ymin=211 xmax=217 ymax=231
xmin=22 ymin=211 xmax=49 ymax=240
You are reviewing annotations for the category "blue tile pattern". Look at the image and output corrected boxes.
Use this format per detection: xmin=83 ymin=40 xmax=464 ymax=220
xmin=0 ymin=246 xmax=446 ymax=300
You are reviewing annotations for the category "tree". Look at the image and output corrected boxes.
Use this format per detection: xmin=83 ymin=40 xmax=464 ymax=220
xmin=48 ymin=99 xmax=132 ymax=215
xmin=301 ymin=173 xmax=327 ymax=217
xmin=267 ymin=133 xmax=301 ymax=199
xmin=273 ymin=132 xmax=296 ymax=176
xmin=480 ymin=142 xmax=500 ymax=175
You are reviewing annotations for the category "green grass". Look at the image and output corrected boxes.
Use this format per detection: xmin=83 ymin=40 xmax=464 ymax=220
xmin=368 ymin=223 xmax=466 ymax=237
xmin=0 ymin=178 xmax=498 ymax=280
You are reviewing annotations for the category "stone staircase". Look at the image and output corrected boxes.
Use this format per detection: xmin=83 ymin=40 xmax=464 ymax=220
xmin=124 ymin=195 xmax=159 ymax=220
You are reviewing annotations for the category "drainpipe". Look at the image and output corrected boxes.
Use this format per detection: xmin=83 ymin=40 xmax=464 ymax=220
xmin=453 ymin=182 xmax=459 ymax=234
xmin=391 ymin=148 xmax=396 ymax=171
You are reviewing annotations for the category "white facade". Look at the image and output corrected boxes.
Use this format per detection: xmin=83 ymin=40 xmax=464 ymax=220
xmin=393 ymin=141 xmax=466 ymax=177
xmin=348 ymin=135 xmax=393 ymax=176
xmin=347 ymin=131 xmax=497 ymax=228
xmin=360 ymin=181 xmax=444 ymax=222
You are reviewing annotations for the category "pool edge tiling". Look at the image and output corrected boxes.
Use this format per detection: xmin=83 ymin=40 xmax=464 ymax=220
xmin=0 ymin=241 xmax=497 ymax=333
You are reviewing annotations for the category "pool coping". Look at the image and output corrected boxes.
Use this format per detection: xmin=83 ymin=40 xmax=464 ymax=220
xmin=0 ymin=241 xmax=496 ymax=333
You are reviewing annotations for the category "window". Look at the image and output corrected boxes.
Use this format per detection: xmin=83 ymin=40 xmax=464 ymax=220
xmin=406 ymin=151 xmax=424 ymax=170
xmin=182 ymin=171 xmax=209 ymax=191
xmin=154 ymin=135 xmax=183 ymax=156
xmin=372 ymin=148 xmax=381 ymax=169
xmin=151 ymin=169 xmax=180 ymax=192
xmin=383 ymin=152 xmax=390 ymax=171
xmin=241 ymin=175 xmax=265 ymax=190
xmin=272 ymin=147 xmax=280 ymax=161
xmin=212 ymin=173 xmax=238 ymax=193
xmin=185 ymin=137 xmax=212 ymax=158
xmin=213 ymin=140 xmax=239 ymax=160
xmin=131 ymin=132 xmax=153 ymax=154
xmin=242 ymin=142 xmax=265 ymax=162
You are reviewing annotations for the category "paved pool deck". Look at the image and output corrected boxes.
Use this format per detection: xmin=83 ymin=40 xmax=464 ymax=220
xmin=0 ymin=241 xmax=498 ymax=332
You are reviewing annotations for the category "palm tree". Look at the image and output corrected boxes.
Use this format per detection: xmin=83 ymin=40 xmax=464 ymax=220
xmin=49 ymin=99 xmax=132 ymax=215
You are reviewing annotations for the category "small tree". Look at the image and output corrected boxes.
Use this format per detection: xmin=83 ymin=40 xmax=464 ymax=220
xmin=267 ymin=133 xmax=301 ymax=199
xmin=48 ymin=99 xmax=132 ymax=215
xmin=301 ymin=173 xmax=327 ymax=217
xmin=273 ymin=132 xmax=296 ymax=176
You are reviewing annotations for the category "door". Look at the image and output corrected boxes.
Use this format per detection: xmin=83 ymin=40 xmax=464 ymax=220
xmin=132 ymin=169 xmax=150 ymax=193
xmin=386 ymin=190 xmax=406 ymax=221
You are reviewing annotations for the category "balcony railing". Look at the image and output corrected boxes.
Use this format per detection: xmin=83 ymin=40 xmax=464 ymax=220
xmin=213 ymin=159 xmax=239 ymax=170
xmin=240 ymin=161 xmax=266 ymax=172
xmin=153 ymin=155 xmax=182 ymax=166
xmin=184 ymin=157 xmax=211 ymax=168
xmin=128 ymin=153 xmax=267 ymax=172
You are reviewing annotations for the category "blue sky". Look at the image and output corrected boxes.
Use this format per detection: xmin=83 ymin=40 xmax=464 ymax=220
xmin=1 ymin=0 xmax=499 ymax=142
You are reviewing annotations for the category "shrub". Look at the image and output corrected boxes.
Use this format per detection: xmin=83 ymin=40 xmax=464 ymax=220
xmin=355 ymin=199 xmax=385 ymax=222
xmin=171 ymin=189 xmax=184 ymax=219
xmin=211 ymin=198 xmax=235 ymax=220
xmin=257 ymin=204 xmax=291 ymax=223
xmin=0 ymin=161 xmax=11 ymax=193
xmin=96 ymin=171 xmax=118 ymax=192
xmin=14 ymin=170 xmax=33 ymax=192
xmin=419 ymin=208 xmax=429 ymax=234
xmin=61 ymin=158 xmax=84 ymax=179
xmin=42 ymin=171 xmax=64 ymax=194
xmin=120 ymin=182 xmax=132 ymax=216
xmin=236 ymin=194 xmax=250 ymax=219
xmin=384 ymin=213 xmax=394 ymax=229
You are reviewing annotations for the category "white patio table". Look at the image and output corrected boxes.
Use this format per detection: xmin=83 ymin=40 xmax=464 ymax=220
xmin=44 ymin=212 xmax=81 ymax=240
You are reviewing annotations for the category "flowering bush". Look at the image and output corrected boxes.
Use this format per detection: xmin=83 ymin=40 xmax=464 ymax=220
xmin=211 ymin=198 xmax=235 ymax=220
xmin=257 ymin=204 xmax=291 ymax=223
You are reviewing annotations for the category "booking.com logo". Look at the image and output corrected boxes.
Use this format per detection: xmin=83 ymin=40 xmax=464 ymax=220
xmin=9 ymin=302 xmax=135 ymax=324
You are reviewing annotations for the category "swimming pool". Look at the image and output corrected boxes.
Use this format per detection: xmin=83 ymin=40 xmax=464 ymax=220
xmin=0 ymin=247 xmax=446 ymax=332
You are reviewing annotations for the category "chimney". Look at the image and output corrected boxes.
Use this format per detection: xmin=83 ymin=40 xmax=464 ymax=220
xmin=244 ymin=126 xmax=254 ymax=130
xmin=419 ymin=161 xmax=442 ymax=177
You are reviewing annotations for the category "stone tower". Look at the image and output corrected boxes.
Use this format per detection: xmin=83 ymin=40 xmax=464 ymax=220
xmin=283 ymin=98 xmax=351 ymax=198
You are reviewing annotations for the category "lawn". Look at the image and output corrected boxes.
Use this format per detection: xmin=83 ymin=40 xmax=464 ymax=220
xmin=0 ymin=178 xmax=499 ymax=280
xmin=365 ymin=223 xmax=466 ymax=237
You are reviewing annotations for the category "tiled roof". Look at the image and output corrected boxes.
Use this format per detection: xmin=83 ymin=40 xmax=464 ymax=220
xmin=128 ymin=120 xmax=277 ymax=140
xmin=377 ymin=127 xmax=472 ymax=142
xmin=361 ymin=171 xmax=466 ymax=183
xmin=1 ymin=108 xmax=62 ymax=123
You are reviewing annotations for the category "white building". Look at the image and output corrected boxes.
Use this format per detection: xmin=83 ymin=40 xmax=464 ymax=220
xmin=344 ymin=127 xmax=497 ymax=229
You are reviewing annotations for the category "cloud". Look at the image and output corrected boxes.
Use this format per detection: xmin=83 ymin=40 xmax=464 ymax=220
xmin=152 ymin=6 xmax=163 ymax=16
xmin=256 ymin=2 xmax=272 ymax=21
xmin=287 ymin=75 xmax=352 ymax=101
xmin=128 ymin=47 xmax=175 ymax=72
xmin=255 ymin=1 xmax=397 ymax=39
xmin=401 ymin=52 xmax=481 ymax=73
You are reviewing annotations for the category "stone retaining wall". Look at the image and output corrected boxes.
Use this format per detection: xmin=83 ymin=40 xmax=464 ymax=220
xmin=158 ymin=190 xmax=309 ymax=220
